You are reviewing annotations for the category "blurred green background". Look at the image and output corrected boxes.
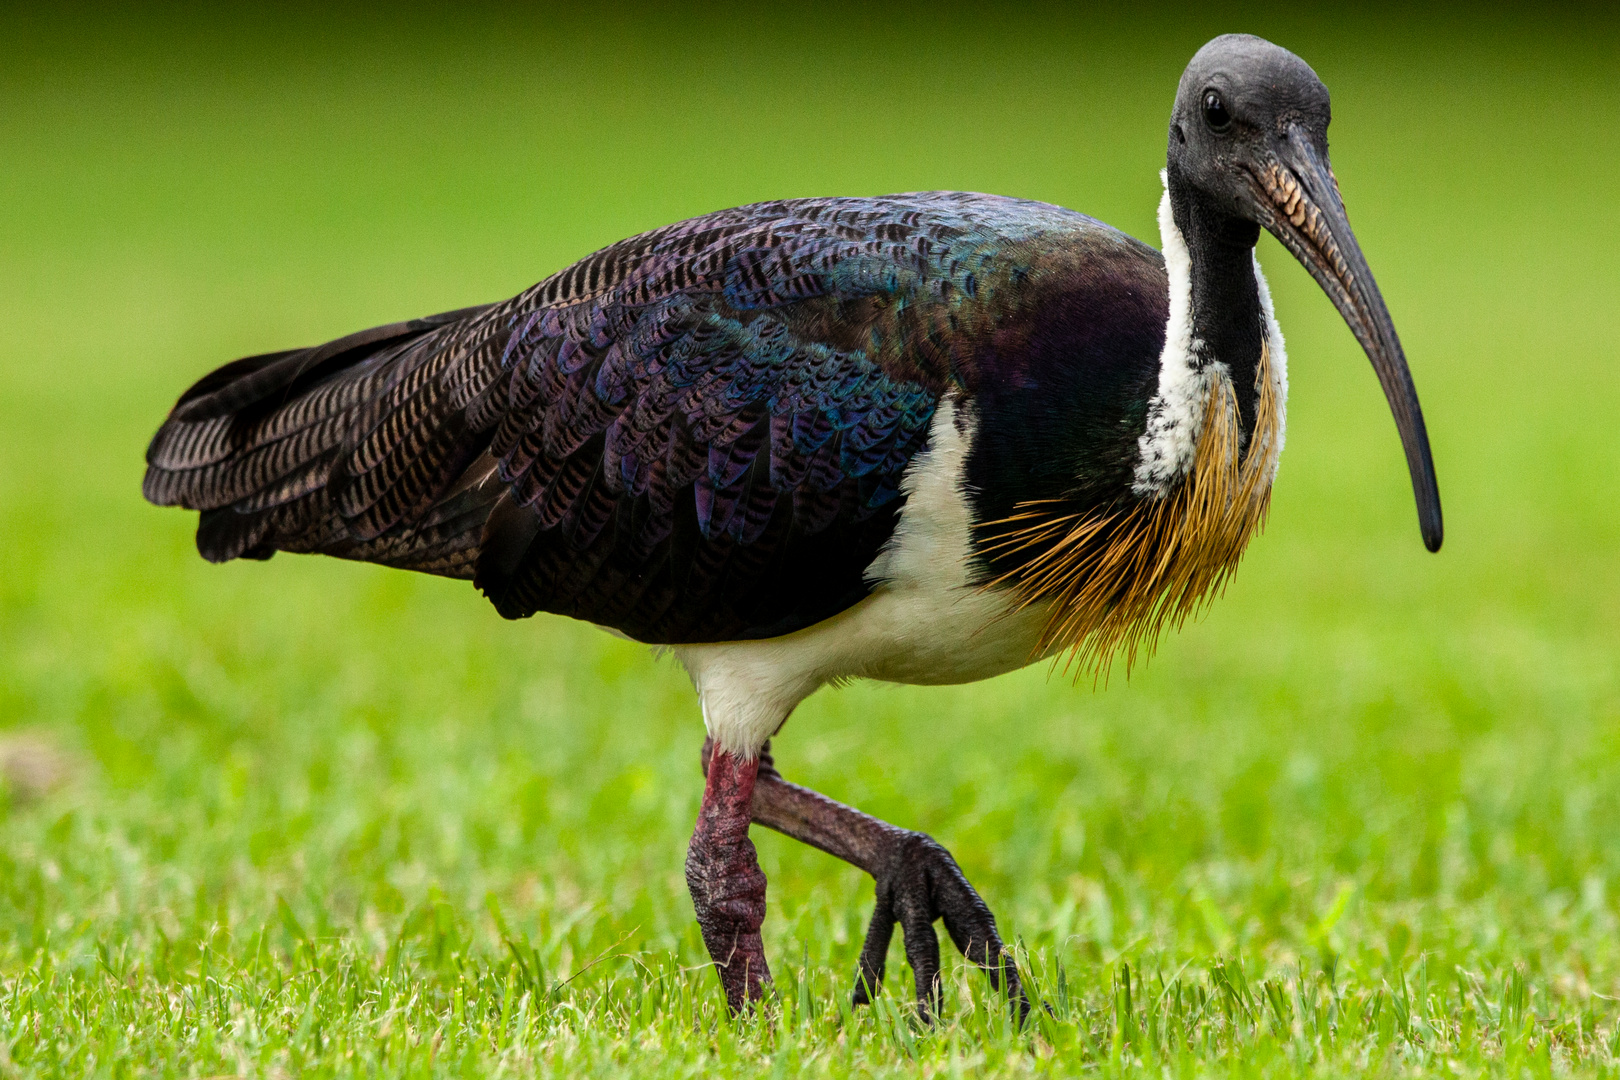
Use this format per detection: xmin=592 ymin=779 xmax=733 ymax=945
xmin=1 ymin=5 xmax=1618 ymax=1075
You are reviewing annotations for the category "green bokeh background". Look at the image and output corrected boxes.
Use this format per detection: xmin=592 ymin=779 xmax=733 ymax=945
xmin=1 ymin=5 xmax=1618 ymax=1075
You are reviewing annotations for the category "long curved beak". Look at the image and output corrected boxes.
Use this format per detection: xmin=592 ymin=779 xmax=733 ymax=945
xmin=1251 ymin=132 xmax=1443 ymax=552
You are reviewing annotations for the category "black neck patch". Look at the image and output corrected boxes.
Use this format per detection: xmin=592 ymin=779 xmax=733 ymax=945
xmin=1167 ymin=164 xmax=1266 ymax=444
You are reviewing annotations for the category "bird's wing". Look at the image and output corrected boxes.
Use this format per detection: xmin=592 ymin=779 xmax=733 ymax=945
xmin=145 ymin=193 xmax=1094 ymax=642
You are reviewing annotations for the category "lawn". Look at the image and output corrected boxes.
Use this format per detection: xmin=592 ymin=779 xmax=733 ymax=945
xmin=2 ymin=6 xmax=1618 ymax=1077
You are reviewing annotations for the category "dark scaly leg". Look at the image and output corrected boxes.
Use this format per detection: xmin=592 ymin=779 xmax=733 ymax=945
xmin=701 ymin=738 xmax=1027 ymax=1023
xmin=686 ymin=746 xmax=770 ymax=1013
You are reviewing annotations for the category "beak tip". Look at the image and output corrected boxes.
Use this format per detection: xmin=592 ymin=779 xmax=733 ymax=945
xmin=1421 ymin=514 xmax=1443 ymax=553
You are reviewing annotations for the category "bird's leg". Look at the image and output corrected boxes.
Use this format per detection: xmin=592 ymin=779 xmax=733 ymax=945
xmin=686 ymin=743 xmax=771 ymax=1013
xmin=701 ymin=737 xmax=1026 ymax=1023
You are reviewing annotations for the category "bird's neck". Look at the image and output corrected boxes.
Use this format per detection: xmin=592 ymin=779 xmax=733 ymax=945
xmin=1132 ymin=167 xmax=1279 ymax=497
xmin=1172 ymin=177 xmax=1265 ymax=429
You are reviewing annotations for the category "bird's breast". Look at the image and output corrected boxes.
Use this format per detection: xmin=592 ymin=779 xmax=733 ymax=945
xmin=978 ymin=330 xmax=1285 ymax=676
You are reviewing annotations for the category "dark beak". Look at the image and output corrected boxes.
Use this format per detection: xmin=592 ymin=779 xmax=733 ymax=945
xmin=1251 ymin=132 xmax=1443 ymax=552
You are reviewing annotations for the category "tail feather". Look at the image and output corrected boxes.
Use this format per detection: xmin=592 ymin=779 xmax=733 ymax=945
xmin=145 ymin=303 xmax=508 ymax=575
xmin=165 ymin=305 xmax=484 ymax=423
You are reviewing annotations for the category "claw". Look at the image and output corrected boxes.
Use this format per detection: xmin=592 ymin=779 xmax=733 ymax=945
xmin=852 ymin=885 xmax=895 ymax=1006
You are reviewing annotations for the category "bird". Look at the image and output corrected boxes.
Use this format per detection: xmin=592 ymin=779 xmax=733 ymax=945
xmin=143 ymin=33 xmax=1442 ymax=1021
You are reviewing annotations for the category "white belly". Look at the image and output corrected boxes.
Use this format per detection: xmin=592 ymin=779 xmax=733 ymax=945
xmin=673 ymin=397 xmax=1051 ymax=754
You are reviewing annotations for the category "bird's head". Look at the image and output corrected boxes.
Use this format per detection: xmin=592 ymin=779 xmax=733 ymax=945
xmin=1168 ymin=33 xmax=1442 ymax=552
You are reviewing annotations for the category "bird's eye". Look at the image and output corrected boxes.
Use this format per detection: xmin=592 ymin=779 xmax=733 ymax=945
xmin=1202 ymin=90 xmax=1232 ymax=133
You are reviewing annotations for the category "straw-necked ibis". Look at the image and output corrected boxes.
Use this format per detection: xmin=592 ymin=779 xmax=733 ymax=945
xmin=145 ymin=34 xmax=1441 ymax=1019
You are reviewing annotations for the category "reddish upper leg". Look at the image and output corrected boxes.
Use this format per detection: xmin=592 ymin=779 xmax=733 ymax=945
xmin=685 ymin=747 xmax=770 ymax=1011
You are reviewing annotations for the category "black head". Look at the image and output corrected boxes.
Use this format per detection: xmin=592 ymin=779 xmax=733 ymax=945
xmin=1168 ymin=34 xmax=1442 ymax=553
xmin=1169 ymin=35 xmax=1331 ymax=208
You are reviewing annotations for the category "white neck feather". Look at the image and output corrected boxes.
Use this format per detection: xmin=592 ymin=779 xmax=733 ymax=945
xmin=1251 ymin=235 xmax=1290 ymax=483
xmin=1132 ymin=171 xmax=1289 ymax=497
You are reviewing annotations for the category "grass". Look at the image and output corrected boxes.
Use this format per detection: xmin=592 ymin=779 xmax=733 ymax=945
xmin=1 ymin=5 xmax=1619 ymax=1076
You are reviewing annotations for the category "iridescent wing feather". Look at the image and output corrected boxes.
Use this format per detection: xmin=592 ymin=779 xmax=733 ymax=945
xmin=144 ymin=193 xmax=1111 ymax=643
